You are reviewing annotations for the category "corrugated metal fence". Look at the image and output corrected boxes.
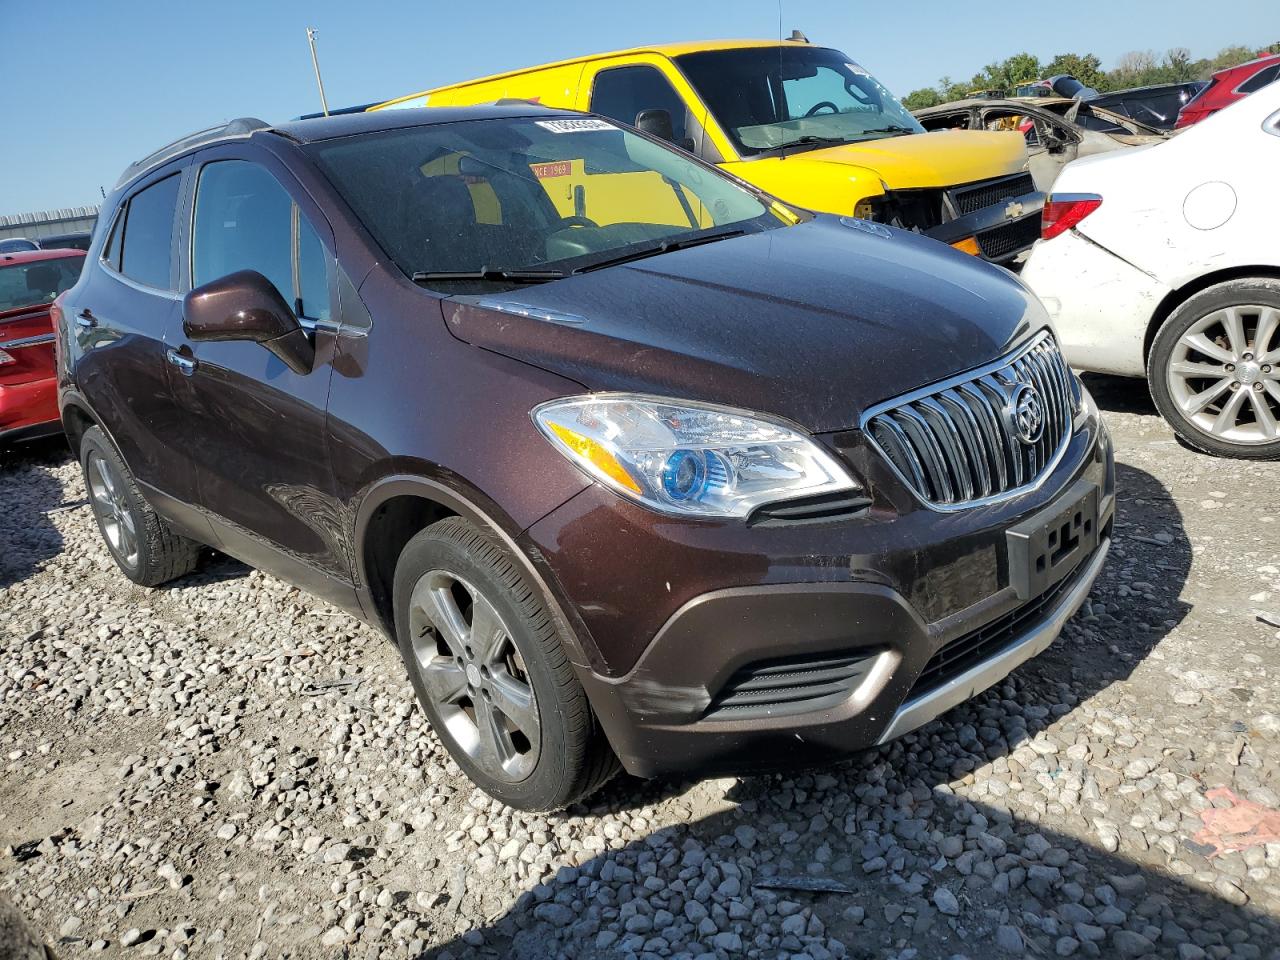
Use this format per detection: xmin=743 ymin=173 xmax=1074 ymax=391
xmin=0 ymin=206 xmax=100 ymax=242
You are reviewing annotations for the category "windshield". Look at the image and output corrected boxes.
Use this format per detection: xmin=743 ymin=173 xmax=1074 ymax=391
xmin=307 ymin=116 xmax=786 ymax=288
xmin=0 ymin=256 xmax=83 ymax=311
xmin=675 ymin=46 xmax=924 ymax=157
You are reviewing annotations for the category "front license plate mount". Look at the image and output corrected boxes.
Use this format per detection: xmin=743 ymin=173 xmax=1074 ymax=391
xmin=1006 ymin=480 xmax=1099 ymax=601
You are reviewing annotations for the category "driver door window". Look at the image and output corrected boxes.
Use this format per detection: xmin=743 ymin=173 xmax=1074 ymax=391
xmin=590 ymin=65 xmax=691 ymax=147
xmin=192 ymin=160 xmax=331 ymax=322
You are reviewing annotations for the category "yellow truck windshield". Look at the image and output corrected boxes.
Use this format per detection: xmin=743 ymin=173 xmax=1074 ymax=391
xmin=676 ymin=47 xmax=925 ymax=157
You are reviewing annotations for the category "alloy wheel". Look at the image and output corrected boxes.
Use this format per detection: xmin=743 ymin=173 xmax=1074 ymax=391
xmin=407 ymin=570 xmax=540 ymax=782
xmin=1166 ymin=304 xmax=1280 ymax=445
xmin=86 ymin=451 xmax=139 ymax=568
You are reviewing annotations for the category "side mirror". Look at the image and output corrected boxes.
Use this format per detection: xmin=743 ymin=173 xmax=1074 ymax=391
xmin=183 ymin=269 xmax=314 ymax=375
xmin=634 ymin=108 xmax=676 ymax=143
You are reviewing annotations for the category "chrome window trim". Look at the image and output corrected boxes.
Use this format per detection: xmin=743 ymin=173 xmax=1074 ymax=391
xmin=99 ymin=179 xmax=183 ymax=301
xmin=860 ymin=328 xmax=1075 ymax=513
xmin=100 ymin=260 xmax=183 ymax=301
xmin=0 ymin=333 xmax=56 ymax=349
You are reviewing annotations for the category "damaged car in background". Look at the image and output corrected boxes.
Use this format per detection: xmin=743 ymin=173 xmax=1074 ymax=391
xmin=914 ymin=97 xmax=1169 ymax=191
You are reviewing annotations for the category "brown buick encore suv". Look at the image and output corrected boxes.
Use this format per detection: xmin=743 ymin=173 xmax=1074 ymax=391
xmin=56 ymin=106 xmax=1114 ymax=810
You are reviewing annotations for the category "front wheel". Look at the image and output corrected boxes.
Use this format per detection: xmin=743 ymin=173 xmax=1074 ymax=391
xmin=392 ymin=516 xmax=618 ymax=810
xmin=1149 ymin=279 xmax=1280 ymax=460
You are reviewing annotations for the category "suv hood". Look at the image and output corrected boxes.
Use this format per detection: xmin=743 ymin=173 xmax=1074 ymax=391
xmin=443 ymin=217 xmax=1045 ymax=433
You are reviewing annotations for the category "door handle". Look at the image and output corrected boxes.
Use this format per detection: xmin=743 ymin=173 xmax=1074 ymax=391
xmin=166 ymin=347 xmax=197 ymax=377
xmin=75 ymin=309 xmax=97 ymax=329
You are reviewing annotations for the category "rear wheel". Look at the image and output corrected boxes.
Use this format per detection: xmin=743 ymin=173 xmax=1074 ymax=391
xmin=1149 ymin=279 xmax=1280 ymax=460
xmin=392 ymin=516 xmax=618 ymax=810
xmin=80 ymin=426 xmax=201 ymax=585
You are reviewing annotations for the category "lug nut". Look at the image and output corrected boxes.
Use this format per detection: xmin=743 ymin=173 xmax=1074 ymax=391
xmin=1231 ymin=381 xmax=1240 ymax=389
xmin=1244 ymin=352 xmax=1254 ymax=361
xmin=1255 ymin=382 xmax=1265 ymax=392
xmin=1226 ymin=363 xmax=1236 ymax=372
xmin=1264 ymin=365 xmax=1273 ymax=374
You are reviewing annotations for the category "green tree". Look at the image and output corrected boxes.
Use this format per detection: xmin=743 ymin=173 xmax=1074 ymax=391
xmin=1210 ymin=45 xmax=1260 ymax=71
xmin=975 ymin=52 xmax=1043 ymax=91
xmin=1043 ymin=52 xmax=1108 ymax=90
xmin=903 ymin=87 xmax=942 ymax=110
xmin=1162 ymin=47 xmax=1196 ymax=82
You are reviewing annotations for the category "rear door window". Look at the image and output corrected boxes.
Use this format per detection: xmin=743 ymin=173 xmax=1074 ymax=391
xmin=119 ymin=174 xmax=181 ymax=289
xmin=192 ymin=160 xmax=330 ymax=322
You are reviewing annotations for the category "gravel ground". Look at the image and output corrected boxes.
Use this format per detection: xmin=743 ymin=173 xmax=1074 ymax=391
xmin=2 ymin=374 xmax=1278 ymax=960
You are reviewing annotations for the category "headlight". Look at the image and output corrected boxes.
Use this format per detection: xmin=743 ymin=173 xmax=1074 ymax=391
xmin=532 ymin=394 xmax=860 ymax=519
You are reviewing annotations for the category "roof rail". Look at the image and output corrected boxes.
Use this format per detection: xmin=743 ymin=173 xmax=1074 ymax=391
xmin=114 ymin=118 xmax=272 ymax=190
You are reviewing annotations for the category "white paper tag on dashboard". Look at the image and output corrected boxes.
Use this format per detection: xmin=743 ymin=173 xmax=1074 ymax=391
xmin=535 ymin=118 xmax=617 ymax=134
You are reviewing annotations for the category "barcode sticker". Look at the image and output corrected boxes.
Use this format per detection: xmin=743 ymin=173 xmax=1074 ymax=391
xmin=535 ymin=118 xmax=617 ymax=134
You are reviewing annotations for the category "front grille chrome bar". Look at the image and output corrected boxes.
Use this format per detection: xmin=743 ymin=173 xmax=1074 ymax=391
xmin=862 ymin=330 xmax=1076 ymax=511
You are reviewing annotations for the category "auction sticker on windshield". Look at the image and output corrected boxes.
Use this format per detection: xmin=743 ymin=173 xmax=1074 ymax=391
xmin=536 ymin=118 xmax=616 ymax=134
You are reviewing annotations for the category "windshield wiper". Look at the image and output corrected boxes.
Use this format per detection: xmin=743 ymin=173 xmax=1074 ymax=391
xmin=856 ymin=125 xmax=916 ymax=137
xmin=572 ymin=230 xmax=747 ymax=274
xmin=775 ymin=135 xmax=848 ymax=149
xmin=411 ymin=268 xmax=566 ymax=285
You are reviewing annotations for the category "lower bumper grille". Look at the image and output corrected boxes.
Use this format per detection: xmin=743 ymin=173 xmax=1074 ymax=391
xmin=910 ymin=553 xmax=1091 ymax=698
xmin=977 ymin=214 xmax=1041 ymax=262
xmin=704 ymin=651 xmax=879 ymax=721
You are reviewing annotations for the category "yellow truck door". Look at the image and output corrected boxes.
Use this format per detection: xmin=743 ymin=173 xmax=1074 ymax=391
xmin=515 ymin=56 xmax=718 ymax=230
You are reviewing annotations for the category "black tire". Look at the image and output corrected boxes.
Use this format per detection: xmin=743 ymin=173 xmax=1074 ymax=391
xmin=1149 ymin=278 xmax=1280 ymax=460
xmin=393 ymin=516 xmax=618 ymax=810
xmin=80 ymin=426 xmax=201 ymax=586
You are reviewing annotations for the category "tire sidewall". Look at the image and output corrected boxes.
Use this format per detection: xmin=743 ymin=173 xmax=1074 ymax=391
xmin=392 ymin=523 xmax=575 ymax=810
xmin=1149 ymin=279 xmax=1280 ymax=460
xmin=80 ymin=427 xmax=146 ymax=580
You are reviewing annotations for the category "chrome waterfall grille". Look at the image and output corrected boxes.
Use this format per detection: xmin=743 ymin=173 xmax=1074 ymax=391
xmin=863 ymin=331 xmax=1075 ymax=509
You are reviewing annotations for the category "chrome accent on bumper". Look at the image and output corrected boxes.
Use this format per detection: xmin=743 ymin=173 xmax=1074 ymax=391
xmin=0 ymin=333 xmax=55 ymax=350
xmin=877 ymin=536 xmax=1110 ymax=745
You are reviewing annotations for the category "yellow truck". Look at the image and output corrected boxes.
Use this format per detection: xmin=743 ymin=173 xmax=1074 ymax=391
xmin=373 ymin=38 xmax=1045 ymax=265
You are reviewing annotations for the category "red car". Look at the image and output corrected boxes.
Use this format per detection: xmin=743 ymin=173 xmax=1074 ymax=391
xmin=1 ymin=249 xmax=85 ymax=444
xmin=1176 ymin=53 xmax=1280 ymax=128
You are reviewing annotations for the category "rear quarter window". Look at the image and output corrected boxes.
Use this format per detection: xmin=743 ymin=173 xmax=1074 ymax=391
xmin=119 ymin=174 xmax=182 ymax=289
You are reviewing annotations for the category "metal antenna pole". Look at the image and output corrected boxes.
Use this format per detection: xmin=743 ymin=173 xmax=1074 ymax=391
xmin=306 ymin=27 xmax=330 ymax=117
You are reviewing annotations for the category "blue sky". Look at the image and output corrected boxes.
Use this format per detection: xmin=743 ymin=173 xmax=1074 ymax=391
xmin=2 ymin=0 xmax=1273 ymax=214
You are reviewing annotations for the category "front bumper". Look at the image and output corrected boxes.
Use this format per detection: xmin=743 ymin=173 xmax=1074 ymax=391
xmin=924 ymin=189 xmax=1044 ymax=265
xmin=529 ymin=413 xmax=1115 ymax=779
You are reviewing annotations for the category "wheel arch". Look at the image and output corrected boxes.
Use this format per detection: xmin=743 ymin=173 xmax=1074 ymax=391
xmin=1145 ymin=265 xmax=1280 ymax=370
xmin=353 ymin=474 xmax=596 ymax=670
xmin=59 ymin=397 xmax=100 ymax=458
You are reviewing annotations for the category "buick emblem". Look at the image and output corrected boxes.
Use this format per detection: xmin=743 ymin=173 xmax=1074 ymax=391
xmin=1008 ymin=383 xmax=1045 ymax=445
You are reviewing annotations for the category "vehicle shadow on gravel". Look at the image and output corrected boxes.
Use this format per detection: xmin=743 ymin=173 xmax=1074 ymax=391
xmin=0 ymin=438 xmax=71 ymax=592
xmin=1082 ymin=373 xmax=1158 ymax=418
xmin=415 ymin=464 xmax=1253 ymax=959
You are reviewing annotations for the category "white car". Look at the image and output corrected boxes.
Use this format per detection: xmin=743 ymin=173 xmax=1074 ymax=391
xmin=1023 ymin=80 xmax=1280 ymax=459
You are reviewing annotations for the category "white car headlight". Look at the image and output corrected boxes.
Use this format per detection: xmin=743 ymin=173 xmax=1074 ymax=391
xmin=532 ymin=394 xmax=860 ymax=519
